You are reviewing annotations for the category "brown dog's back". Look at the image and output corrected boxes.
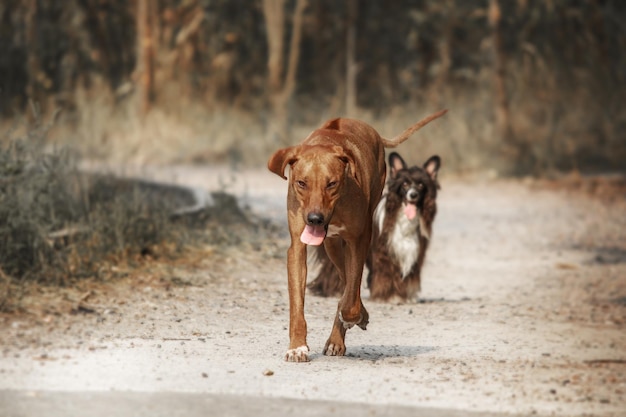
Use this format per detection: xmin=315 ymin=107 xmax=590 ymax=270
xmin=307 ymin=111 xmax=448 ymax=298
xmin=308 ymin=118 xmax=386 ymax=190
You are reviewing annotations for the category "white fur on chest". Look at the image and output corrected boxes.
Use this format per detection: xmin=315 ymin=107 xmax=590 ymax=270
xmin=374 ymin=197 xmax=420 ymax=279
xmin=326 ymin=223 xmax=346 ymax=237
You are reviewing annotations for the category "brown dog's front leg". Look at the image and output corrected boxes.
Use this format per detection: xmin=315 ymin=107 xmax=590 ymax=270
xmin=323 ymin=239 xmax=370 ymax=357
xmin=323 ymin=311 xmax=348 ymax=356
xmin=285 ymin=241 xmax=309 ymax=362
xmin=338 ymin=239 xmax=370 ymax=329
xmin=321 ymin=297 xmax=370 ymax=356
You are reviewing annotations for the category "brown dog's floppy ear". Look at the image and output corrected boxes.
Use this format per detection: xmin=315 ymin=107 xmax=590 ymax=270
xmin=333 ymin=145 xmax=359 ymax=186
xmin=268 ymin=146 xmax=298 ymax=180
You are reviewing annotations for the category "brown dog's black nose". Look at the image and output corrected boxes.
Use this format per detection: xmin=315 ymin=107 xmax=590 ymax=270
xmin=307 ymin=212 xmax=325 ymax=226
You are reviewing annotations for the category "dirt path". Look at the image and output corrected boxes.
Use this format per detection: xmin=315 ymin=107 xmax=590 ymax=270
xmin=1 ymin=167 xmax=625 ymax=416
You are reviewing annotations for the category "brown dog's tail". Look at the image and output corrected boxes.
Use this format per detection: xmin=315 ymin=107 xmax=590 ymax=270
xmin=381 ymin=109 xmax=448 ymax=148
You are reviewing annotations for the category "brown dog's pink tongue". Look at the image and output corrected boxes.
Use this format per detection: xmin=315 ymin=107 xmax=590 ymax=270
xmin=404 ymin=203 xmax=417 ymax=220
xmin=300 ymin=225 xmax=326 ymax=246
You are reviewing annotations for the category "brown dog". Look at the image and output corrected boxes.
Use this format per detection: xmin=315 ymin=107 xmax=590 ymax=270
xmin=267 ymin=110 xmax=446 ymax=362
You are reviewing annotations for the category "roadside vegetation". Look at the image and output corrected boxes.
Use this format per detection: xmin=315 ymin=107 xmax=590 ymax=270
xmin=0 ymin=114 xmax=278 ymax=313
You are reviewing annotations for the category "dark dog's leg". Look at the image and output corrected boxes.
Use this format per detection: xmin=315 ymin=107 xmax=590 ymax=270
xmin=285 ymin=239 xmax=309 ymax=362
xmin=413 ymin=235 xmax=429 ymax=294
xmin=368 ymin=247 xmax=396 ymax=301
xmin=398 ymin=235 xmax=429 ymax=300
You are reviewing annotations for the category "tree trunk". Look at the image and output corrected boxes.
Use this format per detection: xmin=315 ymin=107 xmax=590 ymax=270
xmin=283 ymin=0 xmax=306 ymax=104
xmin=263 ymin=0 xmax=306 ymax=145
xmin=345 ymin=0 xmax=358 ymax=116
xmin=489 ymin=0 xmax=520 ymax=167
xmin=429 ymin=0 xmax=453 ymax=109
xmin=263 ymin=0 xmax=286 ymax=94
xmin=25 ymin=0 xmax=41 ymax=112
xmin=135 ymin=0 xmax=156 ymax=117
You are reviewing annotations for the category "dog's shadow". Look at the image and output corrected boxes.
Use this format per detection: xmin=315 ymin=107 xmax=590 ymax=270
xmin=416 ymin=296 xmax=472 ymax=304
xmin=359 ymin=295 xmax=474 ymax=306
xmin=310 ymin=345 xmax=437 ymax=361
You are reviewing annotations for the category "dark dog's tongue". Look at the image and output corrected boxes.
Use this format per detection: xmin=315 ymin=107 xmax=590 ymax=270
xmin=300 ymin=225 xmax=326 ymax=246
xmin=404 ymin=203 xmax=417 ymax=220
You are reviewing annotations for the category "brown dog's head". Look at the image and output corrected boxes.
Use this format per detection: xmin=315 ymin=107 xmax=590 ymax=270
xmin=268 ymin=143 xmax=356 ymax=245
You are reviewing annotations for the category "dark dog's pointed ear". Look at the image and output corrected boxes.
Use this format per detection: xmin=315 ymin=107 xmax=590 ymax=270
xmin=388 ymin=152 xmax=407 ymax=179
xmin=424 ymin=155 xmax=441 ymax=186
xmin=268 ymin=146 xmax=298 ymax=180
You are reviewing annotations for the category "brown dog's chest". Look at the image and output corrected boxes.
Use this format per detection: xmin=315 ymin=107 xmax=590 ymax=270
xmin=326 ymin=223 xmax=347 ymax=238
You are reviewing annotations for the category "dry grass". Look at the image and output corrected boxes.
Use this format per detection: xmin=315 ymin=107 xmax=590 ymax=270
xmin=17 ymin=72 xmax=622 ymax=181
xmin=48 ymin=79 xmax=269 ymax=168
xmin=0 ymin=112 xmax=283 ymax=313
xmin=73 ymin=94 xmax=618 ymax=174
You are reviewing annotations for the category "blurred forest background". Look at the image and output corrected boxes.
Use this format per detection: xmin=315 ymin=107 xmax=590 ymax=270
xmin=1 ymin=0 xmax=625 ymax=175
xmin=1 ymin=0 xmax=625 ymax=311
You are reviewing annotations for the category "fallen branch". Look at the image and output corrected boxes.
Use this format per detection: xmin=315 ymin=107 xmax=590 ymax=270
xmin=47 ymin=225 xmax=91 ymax=240
xmin=584 ymin=359 xmax=626 ymax=365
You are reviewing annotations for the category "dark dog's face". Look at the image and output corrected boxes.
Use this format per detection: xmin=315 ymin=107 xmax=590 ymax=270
xmin=268 ymin=143 xmax=356 ymax=245
xmin=386 ymin=152 xmax=440 ymax=220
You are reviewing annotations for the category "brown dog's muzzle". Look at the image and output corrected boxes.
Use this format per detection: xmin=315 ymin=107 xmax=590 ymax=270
xmin=306 ymin=212 xmax=325 ymax=226
xmin=301 ymin=211 xmax=327 ymax=246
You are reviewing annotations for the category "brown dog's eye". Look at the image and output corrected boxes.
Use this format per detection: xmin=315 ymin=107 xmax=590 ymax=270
xmin=296 ymin=180 xmax=307 ymax=189
xmin=417 ymin=183 xmax=424 ymax=190
xmin=326 ymin=181 xmax=338 ymax=189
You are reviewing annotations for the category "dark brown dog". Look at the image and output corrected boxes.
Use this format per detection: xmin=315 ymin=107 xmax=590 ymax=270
xmin=268 ymin=110 xmax=446 ymax=362
xmin=308 ymin=152 xmax=441 ymax=302
xmin=366 ymin=151 xmax=440 ymax=302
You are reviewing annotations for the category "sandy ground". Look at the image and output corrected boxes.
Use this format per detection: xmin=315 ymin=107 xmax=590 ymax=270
xmin=1 ymin=166 xmax=625 ymax=416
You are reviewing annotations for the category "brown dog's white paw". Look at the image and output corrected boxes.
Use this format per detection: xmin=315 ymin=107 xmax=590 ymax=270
xmin=323 ymin=341 xmax=346 ymax=356
xmin=285 ymin=345 xmax=309 ymax=362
